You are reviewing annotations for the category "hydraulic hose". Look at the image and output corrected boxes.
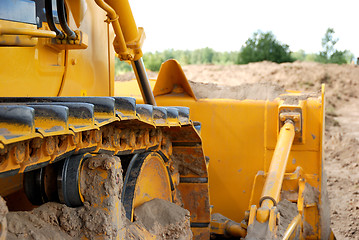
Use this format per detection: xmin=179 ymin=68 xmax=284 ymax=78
xmin=57 ymin=0 xmax=77 ymax=40
xmin=44 ymin=0 xmax=64 ymax=39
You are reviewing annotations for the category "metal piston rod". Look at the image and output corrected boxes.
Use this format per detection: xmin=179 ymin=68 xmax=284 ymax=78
xmin=257 ymin=120 xmax=295 ymax=223
xmin=132 ymin=58 xmax=156 ymax=106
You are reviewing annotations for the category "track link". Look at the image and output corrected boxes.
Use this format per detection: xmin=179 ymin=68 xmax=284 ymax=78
xmin=0 ymin=97 xmax=191 ymax=177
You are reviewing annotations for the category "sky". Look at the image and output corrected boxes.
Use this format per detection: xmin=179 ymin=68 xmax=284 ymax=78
xmin=130 ymin=0 xmax=359 ymax=58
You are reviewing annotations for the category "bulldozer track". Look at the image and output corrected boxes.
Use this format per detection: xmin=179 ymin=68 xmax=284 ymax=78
xmin=0 ymin=96 xmax=211 ymax=237
xmin=0 ymin=96 xmax=193 ymax=177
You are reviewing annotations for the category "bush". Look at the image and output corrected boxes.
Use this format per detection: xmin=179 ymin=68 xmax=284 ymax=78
xmin=237 ymin=31 xmax=294 ymax=64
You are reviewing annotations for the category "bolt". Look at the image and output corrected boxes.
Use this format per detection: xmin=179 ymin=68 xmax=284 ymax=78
xmin=45 ymin=137 xmax=56 ymax=156
xmin=112 ymin=131 xmax=120 ymax=147
xmin=72 ymin=132 xmax=80 ymax=145
xmin=129 ymin=131 xmax=136 ymax=148
xmin=94 ymin=130 xmax=101 ymax=143
xmin=13 ymin=143 xmax=26 ymax=164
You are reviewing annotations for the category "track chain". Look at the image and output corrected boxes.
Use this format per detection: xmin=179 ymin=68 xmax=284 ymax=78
xmin=0 ymin=97 xmax=192 ymax=177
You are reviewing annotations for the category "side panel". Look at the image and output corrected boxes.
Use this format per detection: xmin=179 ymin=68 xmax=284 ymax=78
xmin=0 ymin=0 xmax=113 ymax=97
xmin=0 ymin=20 xmax=65 ymax=97
xmin=60 ymin=0 xmax=114 ymax=97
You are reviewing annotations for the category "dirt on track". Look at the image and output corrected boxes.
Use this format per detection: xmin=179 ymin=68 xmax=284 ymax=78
xmin=180 ymin=62 xmax=359 ymax=240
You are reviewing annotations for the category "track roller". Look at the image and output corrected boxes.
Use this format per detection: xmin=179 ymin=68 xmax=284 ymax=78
xmin=57 ymin=154 xmax=89 ymax=207
xmin=23 ymin=167 xmax=48 ymax=205
xmin=24 ymin=154 xmax=89 ymax=208
xmin=23 ymin=163 xmax=59 ymax=205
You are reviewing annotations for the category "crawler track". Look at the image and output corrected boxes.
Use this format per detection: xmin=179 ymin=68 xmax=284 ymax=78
xmin=0 ymin=96 xmax=210 ymax=239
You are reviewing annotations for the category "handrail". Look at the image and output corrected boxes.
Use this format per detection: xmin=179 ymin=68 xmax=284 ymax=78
xmin=0 ymin=27 xmax=56 ymax=38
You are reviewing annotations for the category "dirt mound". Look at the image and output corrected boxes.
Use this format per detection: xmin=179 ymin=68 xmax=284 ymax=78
xmin=183 ymin=61 xmax=358 ymax=108
xmin=134 ymin=198 xmax=192 ymax=239
xmin=189 ymin=82 xmax=285 ymax=100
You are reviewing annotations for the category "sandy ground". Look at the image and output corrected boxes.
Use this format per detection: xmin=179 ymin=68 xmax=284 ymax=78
xmin=118 ymin=61 xmax=359 ymax=239
xmin=180 ymin=62 xmax=359 ymax=240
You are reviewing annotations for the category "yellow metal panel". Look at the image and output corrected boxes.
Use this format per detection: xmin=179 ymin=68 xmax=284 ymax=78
xmin=153 ymin=60 xmax=196 ymax=99
xmin=0 ymin=20 xmax=65 ymax=97
xmin=115 ymin=79 xmax=154 ymax=99
xmin=67 ymin=0 xmax=88 ymax=28
xmin=0 ymin=0 xmax=112 ymax=97
xmin=154 ymin=95 xmax=270 ymax=222
xmin=60 ymin=0 xmax=112 ymax=96
xmin=265 ymin=97 xmax=322 ymax=152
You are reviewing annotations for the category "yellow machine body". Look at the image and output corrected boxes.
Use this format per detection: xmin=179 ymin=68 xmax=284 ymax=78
xmin=0 ymin=0 xmax=333 ymax=239
xmin=0 ymin=0 xmax=114 ymax=97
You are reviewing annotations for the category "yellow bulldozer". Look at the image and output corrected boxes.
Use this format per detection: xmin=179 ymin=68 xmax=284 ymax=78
xmin=0 ymin=0 xmax=336 ymax=239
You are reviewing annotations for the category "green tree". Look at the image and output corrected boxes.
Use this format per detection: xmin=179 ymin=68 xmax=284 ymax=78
xmin=142 ymin=52 xmax=163 ymax=71
xmin=316 ymin=28 xmax=351 ymax=64
xmin=291 ymin=50 xmax=306 ymax=61
xmin=237 ymin=31 xmax=293 ymax=64
xmin=115 ymin=49 xmax=242 ymax=73
xmin=115 ymin=58 xmax=132 ymax=74
xmin=201 ymin=47 xmax=215 ymax=64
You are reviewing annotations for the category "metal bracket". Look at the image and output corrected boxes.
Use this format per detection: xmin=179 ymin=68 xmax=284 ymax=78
xmin=47 ymin=30 xmax=88 ymax=50
xmin=279 ymin=109 xmax=303 ymax=143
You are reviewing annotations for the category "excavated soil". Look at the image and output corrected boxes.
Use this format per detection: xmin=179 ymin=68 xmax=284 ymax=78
xmin=134 ymin=198 xmax=192 ymax=239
